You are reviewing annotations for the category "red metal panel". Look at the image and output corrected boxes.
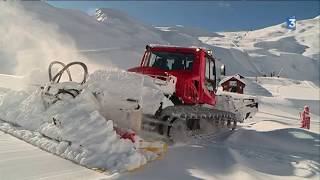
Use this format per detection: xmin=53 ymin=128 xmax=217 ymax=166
xmin=128 ymin=46 xmax=217 ymax=106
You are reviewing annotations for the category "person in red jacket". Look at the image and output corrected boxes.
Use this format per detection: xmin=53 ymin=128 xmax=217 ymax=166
xmin=300 ymin=105 xmax=310 ymax=129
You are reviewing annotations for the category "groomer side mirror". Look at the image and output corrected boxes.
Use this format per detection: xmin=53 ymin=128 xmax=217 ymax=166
xmin=220 ymin=65 xmax=226 ymax=76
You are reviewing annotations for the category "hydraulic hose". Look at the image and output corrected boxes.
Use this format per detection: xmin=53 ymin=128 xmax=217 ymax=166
xmin=48 ymin=61 xmax=88 ymax=84
xmin=49 ymin=61 xmax=72 ymax=83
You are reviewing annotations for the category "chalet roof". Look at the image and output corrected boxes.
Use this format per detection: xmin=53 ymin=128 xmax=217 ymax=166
xmin=234 ymin=73 xmax=245 ymax=79
xmin=220 ymin=75 xmax=245 ymax=85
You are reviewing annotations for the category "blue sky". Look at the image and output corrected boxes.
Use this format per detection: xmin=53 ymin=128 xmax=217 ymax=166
xmin=47 ymin=1 xmax=319 ymax=32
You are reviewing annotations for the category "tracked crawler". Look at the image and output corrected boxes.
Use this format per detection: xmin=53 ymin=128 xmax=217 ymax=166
xmin=128 ymin=45 xmax=258 ymax=141
xmin=41 ymin=46 xmax=258 ymax=143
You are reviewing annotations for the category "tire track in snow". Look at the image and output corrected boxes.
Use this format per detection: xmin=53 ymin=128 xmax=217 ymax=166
xmin=188 ymin=126 xmax=319 ymax=177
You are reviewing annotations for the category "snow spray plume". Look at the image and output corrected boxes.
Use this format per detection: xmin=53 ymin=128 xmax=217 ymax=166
xmin=0 ymin=2 xmax=100 ymax=85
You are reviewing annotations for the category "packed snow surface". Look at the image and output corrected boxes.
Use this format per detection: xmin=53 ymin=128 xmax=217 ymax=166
xmin=0 ymin=130 xmax=110 ymax=180
xmin=0 ymin=74 xmax=319 ymax=179
xmin=117 ymin=77 xmax=320 ymax=180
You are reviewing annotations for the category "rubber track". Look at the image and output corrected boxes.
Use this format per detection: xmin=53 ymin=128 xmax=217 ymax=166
xmin=160 ymin=105 xmax=236 ymax=121
xmin=141 ymin=105 xmax=238 ymax=141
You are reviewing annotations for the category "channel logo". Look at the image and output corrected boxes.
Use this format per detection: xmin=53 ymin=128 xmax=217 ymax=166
xmin=286 ymin=16 xmax=296 ymax=30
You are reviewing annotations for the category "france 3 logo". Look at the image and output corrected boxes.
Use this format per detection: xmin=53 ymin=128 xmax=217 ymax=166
xmin=286 ymin=16 xmax=296 ymax=30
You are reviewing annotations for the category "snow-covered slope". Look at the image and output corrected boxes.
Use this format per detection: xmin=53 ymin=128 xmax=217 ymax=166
xmin=118 ymin=77 xmax=320 ymax=180
xmin=1 ymin=2 xmax=318 ymax=84
xmin=201 ymin=16 xmax=320 ymax=60
xmin=0 ymin=2 xmax=319 ymax=180
xmin=199 ymin=16 xmax=320 ymax=83
xmin=0 ymin=131 xmax=111 ymax=180
xmin=0 ymin=76 xmax=319 ymax=180
xmin=0 ymin=2 xmax=164 ymax=75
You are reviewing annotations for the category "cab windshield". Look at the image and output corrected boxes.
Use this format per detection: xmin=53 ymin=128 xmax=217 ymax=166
xmin=143 ymin=51 xmax=195 ymax=71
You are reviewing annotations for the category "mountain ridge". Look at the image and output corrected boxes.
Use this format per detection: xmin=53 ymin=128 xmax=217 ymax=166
xmin=0 ymin=2 xmax=318 ymax=83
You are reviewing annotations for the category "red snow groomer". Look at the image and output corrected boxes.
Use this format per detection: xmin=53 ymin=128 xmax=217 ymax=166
xmin=128 ymin=45 xmax=258 ymax=141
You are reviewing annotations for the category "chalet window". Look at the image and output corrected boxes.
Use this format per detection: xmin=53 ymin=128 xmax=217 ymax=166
xmin=229 ymin=80 xmax=237 ymax=87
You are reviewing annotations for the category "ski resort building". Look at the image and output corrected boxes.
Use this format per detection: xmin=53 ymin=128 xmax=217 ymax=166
xmin=220 ymin=75 xmax=246 ymax=94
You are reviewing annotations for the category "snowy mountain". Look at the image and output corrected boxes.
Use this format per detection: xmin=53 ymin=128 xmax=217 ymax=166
xmin=202 ymin=16 xmax=320 ymax=60
xmin=0 ymin=2 xmax=319 ymax=84
xmin=199 ymin=16 xmax=320 ymax=82
xmin=0 ymin=2 xmax=319 ymax=180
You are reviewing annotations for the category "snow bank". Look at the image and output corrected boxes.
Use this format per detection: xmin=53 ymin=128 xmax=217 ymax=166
xmin=223 ymin=120 xmax=319 ymax=179
xmin=0 ymin=90 xmax=147 ymax=172
xmin=86 ymin=69 xmax=172 ymax=130
xmin=0 ymin=69 xmax=169 ymax=172
xmin=87 ymin=69 xmax=167 ymax=115
xmin=227 ymin=125 xmax=319 ymax=156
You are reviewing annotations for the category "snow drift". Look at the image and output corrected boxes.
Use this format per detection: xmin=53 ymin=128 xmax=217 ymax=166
xmin=0 ymin=69 xmax=169 ymax=172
